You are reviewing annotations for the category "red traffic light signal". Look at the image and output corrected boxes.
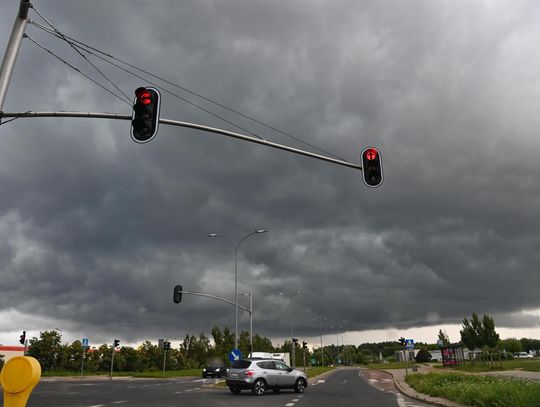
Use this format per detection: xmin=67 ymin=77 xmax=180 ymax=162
xmin=361 ymin=147 xmax=383 ymax=187
xmin=131 ymin=86 xmax=161 ymax=143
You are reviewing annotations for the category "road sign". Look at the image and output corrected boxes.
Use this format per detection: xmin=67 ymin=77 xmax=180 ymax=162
xmin=228 ymin=348 xmax=242 ymax=364
xmin=82 ymin=338 xmax=89 ymax=347
xmin=405 ymin=339 xmax=414 ymax=349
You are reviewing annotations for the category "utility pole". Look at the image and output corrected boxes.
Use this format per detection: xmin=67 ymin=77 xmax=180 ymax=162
xmin=0 ymin=0 xmax=30 ymax=113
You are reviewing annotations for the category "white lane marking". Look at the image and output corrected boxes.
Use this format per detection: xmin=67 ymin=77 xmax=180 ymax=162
xmin=396 ymin=394 xmax=407 ymax=407
xmin=193 ymin=387 xmax=201 ymax=391
xmin=292 ymin=399 xmax=300 ymax=402
xmin=88 ymin=405 xmax=105 ymax=407
xmin=112 ymin=402 xmax=128 ymax=404
xmin=285 ymin=404 xmax=295 ymax=407
xmin=317 ymin=379 xmax=325 ymax=383
xmin=368 ymin=378 xmax=378 ymax=383
xmin=174 ymin=391 xmax=182 ymax=394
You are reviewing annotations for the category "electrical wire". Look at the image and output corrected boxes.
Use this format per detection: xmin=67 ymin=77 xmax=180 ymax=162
xmin=29 ymin=20 xmax=350 ymax=162
xmin=25 ymin=35 xmax=132 ymax=107
xmin=30 ymin=5 xmax=132 ymax=104
xmin=29 ymin=21 xmax=265 ymax=141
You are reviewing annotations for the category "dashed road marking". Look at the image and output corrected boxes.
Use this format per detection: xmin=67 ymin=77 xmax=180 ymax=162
xmin=317 ymin=379 xmax=325 ymax=383
xmin=87 ymin=405 xmax=105 ymax=407
xmin=292 ymin=399 xmax=300 ymax=402
xmin=285 ymin=404 xmax=295 ymax=407
xmin=112 ymin=401 xmax=128 ymax=404
xmin=174 ymin=391 xmax=182 ymax=394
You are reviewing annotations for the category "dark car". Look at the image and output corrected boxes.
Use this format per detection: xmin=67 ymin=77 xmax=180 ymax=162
xmin=202 ymin=363 xmax=228 ymax=378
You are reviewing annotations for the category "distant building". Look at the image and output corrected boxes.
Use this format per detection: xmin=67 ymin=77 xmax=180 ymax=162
xmin=0 ymin=345 xmax=26 ymax=363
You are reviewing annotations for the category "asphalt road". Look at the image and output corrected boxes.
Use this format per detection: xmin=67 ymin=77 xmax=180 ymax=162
xmin=1 ymin=369 xmax=436 ymax=407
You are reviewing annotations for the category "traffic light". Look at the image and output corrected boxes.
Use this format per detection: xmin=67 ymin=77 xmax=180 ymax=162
xmin=19 ymin=330 xmax=26 ymax=345
xmin=398 ymin=337 xmax=406 ymax=346
xmin=114 ymin=339 xmax=120 ymax=348
xmin=302 ymin=341 xmax=307 ymax=349
xmin=131 ymin=86 xmax=161 ymax=143
xmin=173 ymin=285 xmax=183 ymax=304
xmin=361 ymin=147 xmax=383 ymax=187
xmin=164 ymin=341 xmax=171 ymax=351
xmin=292 ymin=338 xmax=298 ymax=343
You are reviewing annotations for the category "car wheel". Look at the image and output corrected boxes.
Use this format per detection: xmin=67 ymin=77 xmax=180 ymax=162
xmin=252 ymin=379 xmax=266 ymax=396
xmin=294 ymin=378 xmax=306 ymax=393
xmin=229 ymin=386 xmax=241 ymax=394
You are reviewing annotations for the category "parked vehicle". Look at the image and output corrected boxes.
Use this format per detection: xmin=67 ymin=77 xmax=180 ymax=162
xmin=226 ymin=358 xmax=308 ymax=395
xmin=514 ymin=352 xmax=533 ymax=359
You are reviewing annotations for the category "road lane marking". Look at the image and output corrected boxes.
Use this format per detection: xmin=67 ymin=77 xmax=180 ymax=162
xmin=285 ymin=404 xmax=295 ymax=407
xmin=87 ymin=405 xmax=105 ymax=407
xmin=292 ymin=399 xmax=300 ymax=402
xmin=317 ymin=379 xmax=325 ymax=383
xmin=112 ymin=401 xmax=128 ymax=404
xmin=174 ymin=391 xmax=182 ymax=394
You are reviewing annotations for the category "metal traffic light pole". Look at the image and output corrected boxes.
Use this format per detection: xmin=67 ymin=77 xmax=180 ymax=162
xmin=0 ymin=0 xmax=30 ymax=113
xmin=1 ymin=111 xmax=364 ymax=172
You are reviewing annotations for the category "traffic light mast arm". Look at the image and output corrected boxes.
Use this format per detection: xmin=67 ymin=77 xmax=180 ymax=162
xmin=1 ymin=111 xmax=363 ymax=171
xmin=179 ymin=289 xmax=251 ymax=314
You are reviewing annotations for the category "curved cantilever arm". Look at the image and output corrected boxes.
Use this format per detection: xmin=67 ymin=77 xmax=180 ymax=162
xmin=0 ymin=111 xmax=363 ymax=171
xmin=179 ymin=289 xmax=251 ymax=314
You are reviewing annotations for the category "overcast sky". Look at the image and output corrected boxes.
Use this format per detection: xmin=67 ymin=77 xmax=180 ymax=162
xmin=1 ymin=0 xmax=540 ymax=349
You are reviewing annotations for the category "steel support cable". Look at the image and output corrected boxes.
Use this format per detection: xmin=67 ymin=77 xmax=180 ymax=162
xmin=29 ymin=5 xmax=131 ymax=104
xmin=29 ymin=20 xmax=350 ymax=163
xmin=28 ymin=22 xmax=265 ymax=141
xmin=24 ymin=35 xmax=132 ymax=107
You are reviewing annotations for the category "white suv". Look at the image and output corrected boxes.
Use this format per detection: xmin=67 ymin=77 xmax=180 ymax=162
xmin=226 ymin=358 xmax=308 ymax=395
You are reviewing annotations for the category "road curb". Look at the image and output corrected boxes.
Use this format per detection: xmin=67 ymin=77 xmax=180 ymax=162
xmin=378 ymin=369 xmax=467 ymax=407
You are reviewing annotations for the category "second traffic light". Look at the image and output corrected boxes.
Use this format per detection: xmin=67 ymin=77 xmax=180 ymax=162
xmin=114 ymin=339 xmax=120 ymax=348
xmin=19 ymin=330 xmax=26 ymax=345
xmin=361 ymin=147 xmax=383 ymax=187
xmin=131 ymin=87 xmax=161 ymax=143
xmin=173 ymin=285 xmax=183 ymax=304
xmin=302 ymin=341 xmax=307 ymax=349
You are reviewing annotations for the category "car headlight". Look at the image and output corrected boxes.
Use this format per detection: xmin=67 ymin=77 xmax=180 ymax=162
xmin=215 ymin=368 xmax=220 ymax=372
xmin=203 ymin=368 xmax=206 ymax=372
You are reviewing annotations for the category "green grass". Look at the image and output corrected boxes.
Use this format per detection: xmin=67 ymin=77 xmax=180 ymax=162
xmin=406 ymin=372 xmax=540 ymax=407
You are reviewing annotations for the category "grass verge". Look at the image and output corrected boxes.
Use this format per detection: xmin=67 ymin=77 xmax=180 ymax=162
xmin=406 ymin=372 xmax=540 ymax=407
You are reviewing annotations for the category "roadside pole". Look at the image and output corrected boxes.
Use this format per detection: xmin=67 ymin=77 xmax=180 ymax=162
xmin=109 ymin=343 xmax=115 ymax=380
xmin=80 ymin=347 xmax=86 ymax=378
xmin=0 ymin=0 xmax=30 ymax=112
xmin=162 ymin=349 xmax=167 ymax=378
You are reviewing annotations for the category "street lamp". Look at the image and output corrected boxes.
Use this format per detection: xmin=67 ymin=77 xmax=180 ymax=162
xmin=280 ymin=291 xmax=303 ymax=368
xmin=208 ymin=229 xmax=268 ymax=349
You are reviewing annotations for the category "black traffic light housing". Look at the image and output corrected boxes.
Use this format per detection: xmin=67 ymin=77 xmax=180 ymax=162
xmin=398 ymin=337 xmax=406 ymax=346
xmin=114 ymin=339 xmax=120 ymax=348
xmin=361 ymin=147 xmax=383 ymax=187
xmin=19 ymin=330 xmax=26 ymax=345
xmin=173 ymin=285 xmax=183 ymax=304
xmin=302 ymin=341 xmax=307 ymax=349
xmin=164 ymin=341 xmax=171 ymax=351
xmin=131 ymin=86 xmax=161 ymax=143
xmin=292 ymin=338 xmax=298 ymax=343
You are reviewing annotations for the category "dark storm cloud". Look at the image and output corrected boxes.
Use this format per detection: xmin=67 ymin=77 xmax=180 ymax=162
xmin=2 ymin=0 xmax=540 ymax=345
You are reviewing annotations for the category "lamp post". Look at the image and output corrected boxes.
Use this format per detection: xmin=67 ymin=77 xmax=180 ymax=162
xmin=313 ymin=317 xmax=326 ymax=366
xmin=280 ymin=291 xmax=303 ymax=367
xmin=209 ymin=229 xmax=268 ymax=348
